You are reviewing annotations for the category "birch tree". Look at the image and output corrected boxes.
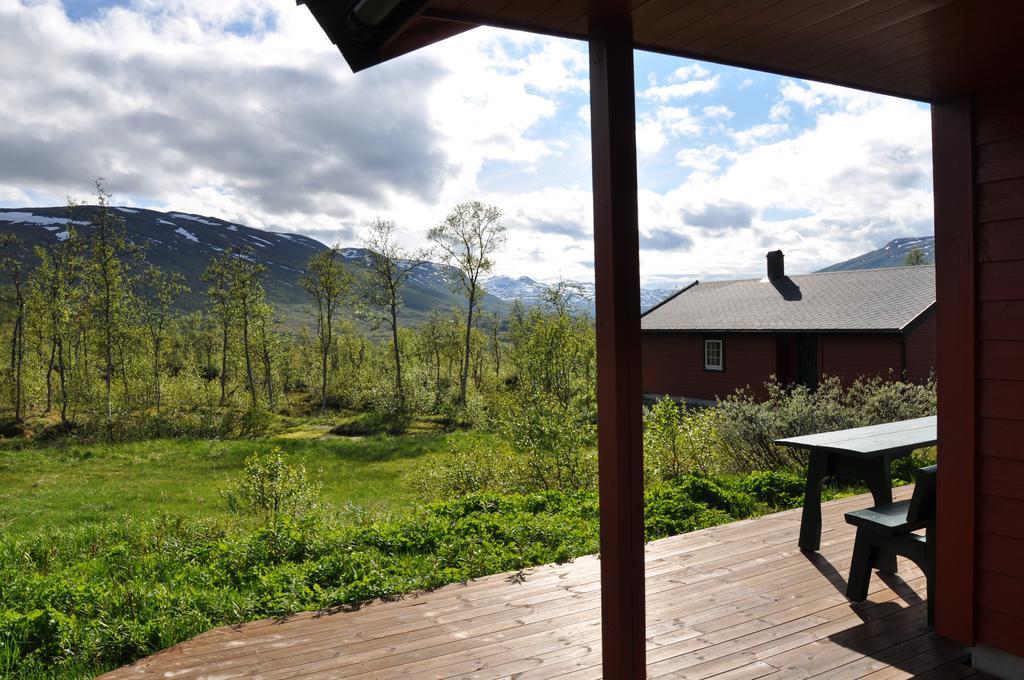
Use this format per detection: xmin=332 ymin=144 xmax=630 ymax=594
xmin=0 ymin=235 xmax=28 ymax=422
xmin=361 ymin=219 xmax=428 ymax=408
xmin=139 ymin=265 xmax=187 ymax=413
xmin=299 ymin=246 xmax=351 ymax=412
xmin=428 ymin=202 xmax=505 ymax=406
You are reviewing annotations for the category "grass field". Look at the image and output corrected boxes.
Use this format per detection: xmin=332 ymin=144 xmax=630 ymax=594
xmin=0 ymin=422 xmax=494 ymax=537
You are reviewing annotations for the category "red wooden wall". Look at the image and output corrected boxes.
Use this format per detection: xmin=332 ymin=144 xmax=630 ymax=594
xmin=972 ymin=86 xmax=1024 ymax=655
xmin=640 ymin=333 xmax=775 ymax=400
xmin=934 ymin=85 xmax=1024 ymax=657
xmin=642 ymin=327 xmax=935 ymax=401
xmin=905 ymin=311 xmax=937 ymax=382
xmin=819 ymin=334 xmax=903 ymax=383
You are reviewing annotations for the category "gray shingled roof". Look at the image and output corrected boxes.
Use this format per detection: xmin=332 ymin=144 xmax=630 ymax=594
xmin=641 ymin=265 xmax=935 ymax=333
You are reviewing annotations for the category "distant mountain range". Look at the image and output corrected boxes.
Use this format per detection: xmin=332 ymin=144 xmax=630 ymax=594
xmin=0 ymin=206 xmax=935 ymax=322
xmin=816 ymin=236 xmax=934 ymax=272
xmin=481 ymin=275 xmax=679 ymax=313
xmin=0 ymin=206 xmax=505 ymax=323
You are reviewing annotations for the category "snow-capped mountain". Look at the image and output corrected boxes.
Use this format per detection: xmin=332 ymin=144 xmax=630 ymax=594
xmin=481 ymin=274 xmax=680 ymax=312
xmin=817 ymin=236 xmax=934 ymax=272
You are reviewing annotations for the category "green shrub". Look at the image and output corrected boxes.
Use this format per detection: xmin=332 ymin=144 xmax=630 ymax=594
xmin=643 ymin=397 xmax=723 ymax=483
xmin=222 ymin=449 xmax=322 ymax=525
xmin=669 ymin=475 xmax=756 ymax=517
xmin=496 ymin=391 xmax=596 ymax=492
xmin=892 ymin=447 xmax=937 ymax=484
xmin=644 ymin=485 xmax=732 ymax=540
xmin=715 ymin=376 xmax=937 ymax=472
xmin=739 ymin=470 xmax=807 ymax=509
xmin=411 ymin=438 xmax=524 ymax=499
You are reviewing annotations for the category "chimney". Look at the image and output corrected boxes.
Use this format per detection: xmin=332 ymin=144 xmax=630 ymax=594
xmin=766 ymin=250 xmax=785 ymax=281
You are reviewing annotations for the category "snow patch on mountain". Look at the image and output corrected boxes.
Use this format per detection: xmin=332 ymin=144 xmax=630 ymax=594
xmin=174 ymin=227 xmax=199 ymax=243
xmin=170 ymin=212 xmax=220 ymax=226
xmin=0 ymin=211 xmax=88 ymax=227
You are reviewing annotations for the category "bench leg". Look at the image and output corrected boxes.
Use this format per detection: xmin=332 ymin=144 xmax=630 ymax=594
xmin=864 ymin=460 xmax=898 ymax=574
xmin=847 ymin=529 xmax=877 ymax=602
xmin=800 ymin=450 xmax=829 ymax=552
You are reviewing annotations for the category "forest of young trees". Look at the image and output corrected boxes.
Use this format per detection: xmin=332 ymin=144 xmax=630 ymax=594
xmin=0 ymin=185 xmax=597 ymax=441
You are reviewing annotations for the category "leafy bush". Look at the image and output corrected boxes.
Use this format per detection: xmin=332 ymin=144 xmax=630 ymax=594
xmin=668 ymin=475 xmax=757 ymax=517
xmin=715 ymin=375 xmax=937 ymax=472
xmin=222 ymin=449 xmax=322 ymax=525
xmin=739 ymin=470 xmax=807 ymax=509
xmin=411 ymin=438 xmax=525 ymax=499
xmin=644 ymin=485 xmax=732 ymax=539
xmin=643 ymin=397 xmax=722 ymax=482
xmin=496 ymin=391 xmax=596 ymax=492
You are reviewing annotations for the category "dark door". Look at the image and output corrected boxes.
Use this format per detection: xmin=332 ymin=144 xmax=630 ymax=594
xmin=798 ymin=336 xmax=818 ymax=390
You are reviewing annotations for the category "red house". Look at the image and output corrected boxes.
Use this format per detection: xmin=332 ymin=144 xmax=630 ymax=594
xmin=641 ymin=251 xmax=936 ymax=403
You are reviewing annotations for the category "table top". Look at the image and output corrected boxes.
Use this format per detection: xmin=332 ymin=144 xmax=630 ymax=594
xmin=774 ymin=415 xmax=937 ymax=457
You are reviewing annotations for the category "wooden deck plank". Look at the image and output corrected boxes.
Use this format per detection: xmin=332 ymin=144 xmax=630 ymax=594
xmin=103 ymin=487 xmax=987 ymax=680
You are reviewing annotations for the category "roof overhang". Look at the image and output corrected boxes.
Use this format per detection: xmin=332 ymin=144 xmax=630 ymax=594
xmin=300 ymin=1 xmax=1024 ymax=101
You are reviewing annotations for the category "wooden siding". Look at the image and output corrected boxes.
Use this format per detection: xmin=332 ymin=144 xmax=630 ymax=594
xmin=905 ymin=311 xmax=937 ymax=381
xmin=641 ymin=333 xmax=776 ymax=400
xmin=819 ymin=334 xmax=904 ymax=383
xmin=102 ymin=488 xmax=985 ymax=680
xmin=970 ymin=85 xmax=1024 ymax=658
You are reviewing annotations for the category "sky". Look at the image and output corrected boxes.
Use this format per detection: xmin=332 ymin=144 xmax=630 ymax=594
xmin=0 ymin=0 xmax=935 ymax=287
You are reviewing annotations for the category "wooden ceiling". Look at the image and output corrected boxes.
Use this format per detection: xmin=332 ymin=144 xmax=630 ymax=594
xmin=303 ymin=0 xmax=1024 ymax=102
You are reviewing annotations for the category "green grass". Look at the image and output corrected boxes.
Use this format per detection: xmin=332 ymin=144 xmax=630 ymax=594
xmin=0 ymin=426 xmax=499 ymax=537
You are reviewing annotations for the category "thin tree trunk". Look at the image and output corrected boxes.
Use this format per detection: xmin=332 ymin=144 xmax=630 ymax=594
xmin=261 ymin=322 xmax=274 ymax=408
xmin=11 ymin=311 xmax=23 ymax=422
xmin=319 ymin=302 xmax=330 ymax=413
xmin=433 ymin=347 xmax=442 ymax=410
xmin=242 ymin=308 xmax=256 ymax=409
xmin=219 ymin=320 xmax=229 ymax=406
xmin=57 ymin=337 xmax=68 ymax=424
xmin=459 ymin=286 xmax=475 ymax=406
xmin=153 ymin=334 xmax=162 ymax=414
xmin=45 ymin=337 xmax=56 ymax=413
xmin=391 ymin=303 xmax=403 ymax=407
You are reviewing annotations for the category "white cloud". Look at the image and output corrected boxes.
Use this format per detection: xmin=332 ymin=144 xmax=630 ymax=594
xmin=669 ymin=64 xmax=710 ymax=81
xmin=769 ymin=102 xmax=791 ymax=120
xmin=675 ymin=145 xmax=734 ymax=173
xmin=640 ymin=63 xmax=718 ymax=102
xmin=730 ymin=123 xmax=789 ymax=146
xmin=636 ymin=107 xmax=700 ymax=155
xmin=641 ymin=77 xmax=719 ymax=102
xmin=703 ymin=105 xmax=734 ymax=120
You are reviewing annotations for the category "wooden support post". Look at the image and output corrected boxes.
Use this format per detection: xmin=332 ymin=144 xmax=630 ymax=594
xmin=588 ymin=5 xmax=646 ymax=678
xmin=931 ymin=96 xmax=976 ymax=646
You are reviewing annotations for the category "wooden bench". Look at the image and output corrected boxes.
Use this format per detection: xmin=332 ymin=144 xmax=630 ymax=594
xmin=844 ymin=465 xmax=937 ymax=625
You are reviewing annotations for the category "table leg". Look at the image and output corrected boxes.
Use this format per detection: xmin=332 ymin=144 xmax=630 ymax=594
xmin=864 ymin=457 xmax=898 ymax=574
xmin=799 ymin=450 xmax=829 ymax=552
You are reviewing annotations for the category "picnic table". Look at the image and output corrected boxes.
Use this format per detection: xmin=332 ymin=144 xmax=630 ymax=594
xmin=775 ymin=415 xmax=937 ymax=568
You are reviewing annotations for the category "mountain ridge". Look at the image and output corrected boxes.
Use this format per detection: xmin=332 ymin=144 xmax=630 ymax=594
xmin=0 ymin=206 xmax=506 ymax=323
xmin=816 ymin=236 xmax=934 ymax=272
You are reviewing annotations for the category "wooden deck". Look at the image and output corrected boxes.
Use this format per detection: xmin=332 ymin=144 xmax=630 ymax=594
xmin=102 ymin=487 xmax=983 ymax=679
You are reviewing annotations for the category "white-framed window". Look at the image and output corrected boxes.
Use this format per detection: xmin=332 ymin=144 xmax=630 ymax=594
xmin=704 ymin=338 xmax=724 ymax=371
